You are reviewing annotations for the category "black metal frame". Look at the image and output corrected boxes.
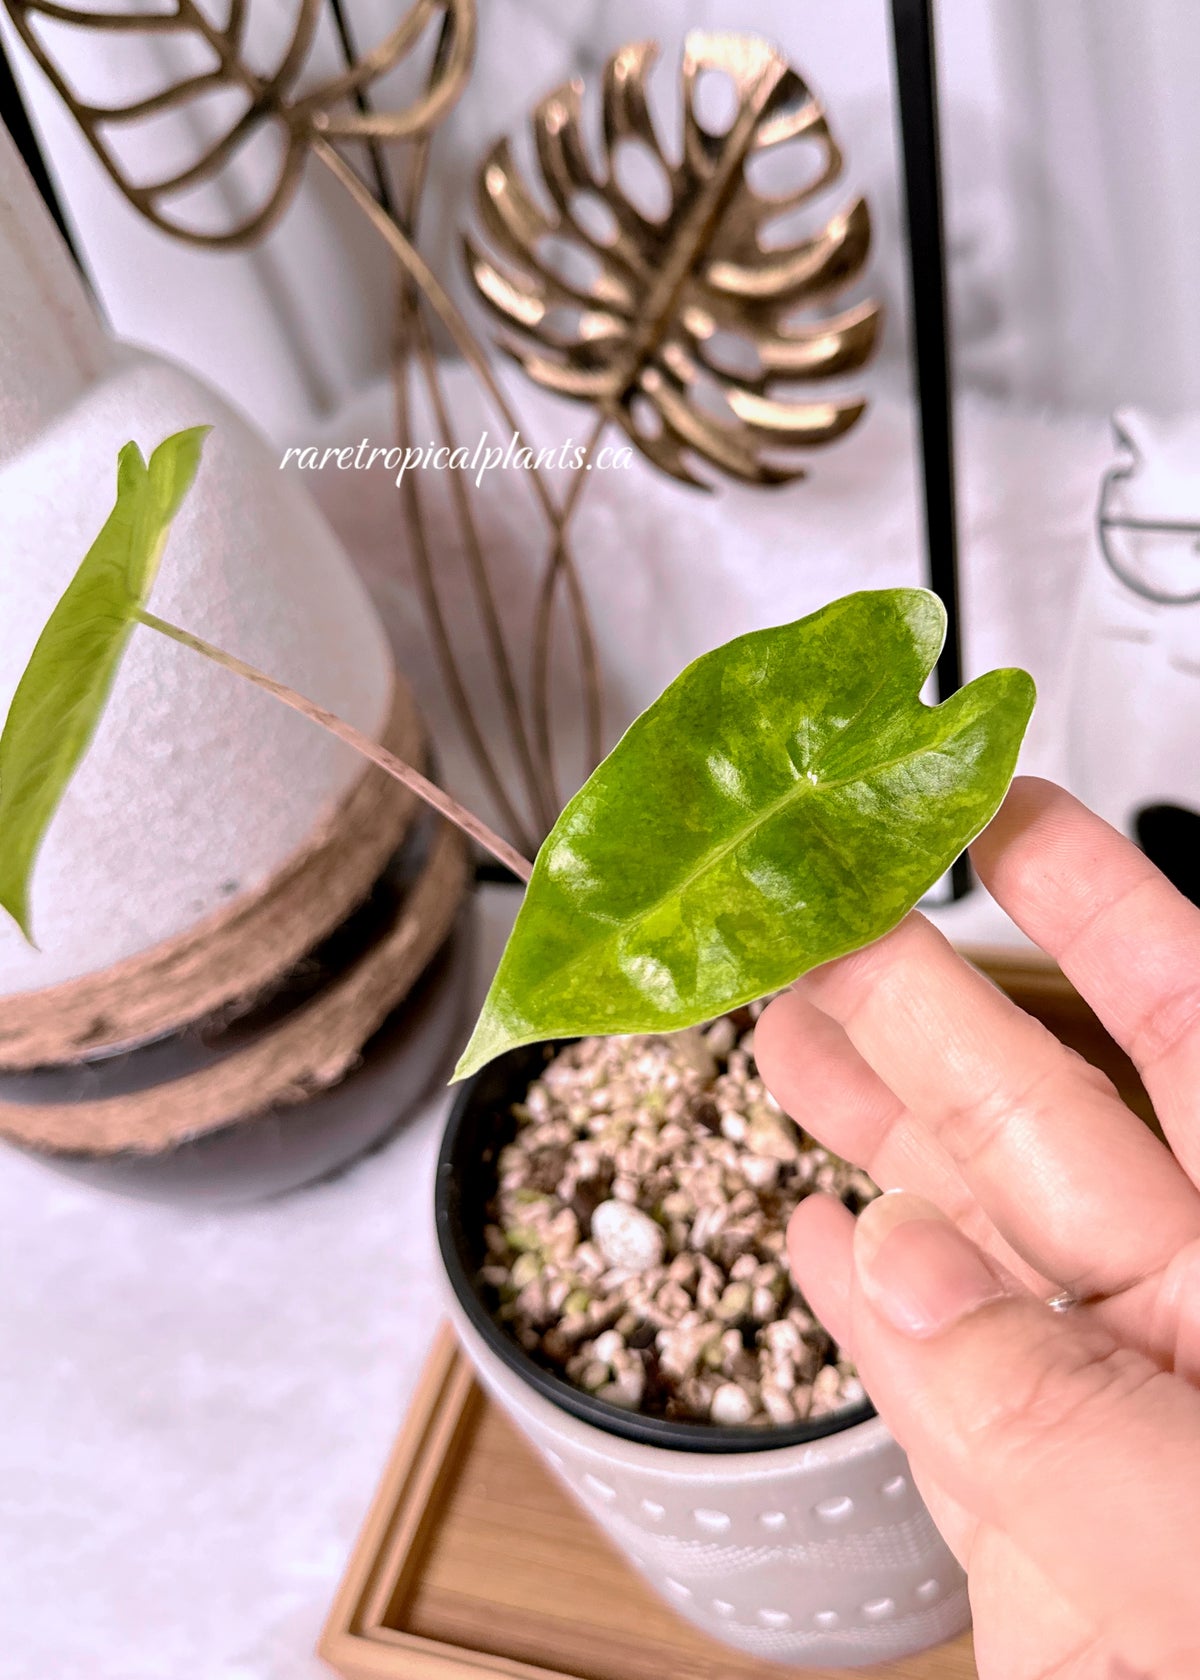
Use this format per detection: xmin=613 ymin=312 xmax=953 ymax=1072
xmin=890 ymin=0 xmax=970 ymax=900
xmin=0 ymin=34 xmax=81 ymax=265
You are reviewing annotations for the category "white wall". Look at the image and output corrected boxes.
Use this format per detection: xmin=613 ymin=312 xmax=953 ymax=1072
xmin=989 ymin=0 xmax=1200 ymax=417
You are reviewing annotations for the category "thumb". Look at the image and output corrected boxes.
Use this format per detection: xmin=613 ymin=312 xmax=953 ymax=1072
xmin=849 ymin=1192 xmax=1200 ymax=1680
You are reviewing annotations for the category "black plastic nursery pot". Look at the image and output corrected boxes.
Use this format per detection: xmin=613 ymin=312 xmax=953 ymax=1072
xmin=435 ymin=1037 xmax=877 ymax=1455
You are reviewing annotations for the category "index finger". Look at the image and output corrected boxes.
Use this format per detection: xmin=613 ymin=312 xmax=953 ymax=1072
xmin=790 ymin=912 xmax=1200 ymax=1337
xmin=971 ymin=779 xmax=1200 ymax=1183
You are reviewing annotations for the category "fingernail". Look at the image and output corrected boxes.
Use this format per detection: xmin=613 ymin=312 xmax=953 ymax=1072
xmin=854 ymin=1190 xmax=1012 ymax=1337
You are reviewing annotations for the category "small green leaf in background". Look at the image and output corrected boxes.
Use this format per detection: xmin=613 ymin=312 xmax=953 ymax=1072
xmin=0 ymin=427 xmax=209 ymax=941
xmin=456 ymin=588 xmax=1035 ymax=1079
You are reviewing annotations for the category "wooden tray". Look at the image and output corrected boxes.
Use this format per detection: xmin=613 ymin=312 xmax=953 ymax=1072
xmin=319 ymin=1329 xmax=978 ymax=1680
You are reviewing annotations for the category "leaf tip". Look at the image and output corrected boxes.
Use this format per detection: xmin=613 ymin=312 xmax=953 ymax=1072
xmin=451 ymin=1010 xmax=519 ymax=1084
xmin=900 ymin=583 xmax=948 ymax=642
xmin=116 ymin=440 xmax=148 ymax=488
xmin=164 ymin=422 xmax=214 ymax=455
xmin=148 ymin=425 xmax=213 ymax=514
xmin=992 ymin=663 xmax=1038 ymax=724
xmin=0 ymin=888 xmax=36 ymax=948
xmin=450 ymin=1042 xmax=490 ymax=1085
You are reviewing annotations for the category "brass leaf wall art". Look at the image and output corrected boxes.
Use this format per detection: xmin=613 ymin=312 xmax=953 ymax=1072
xmin=464 ymin=30 xmax=880 ymax=488
xmin=3 ymin=0 xmax=475 ymax=245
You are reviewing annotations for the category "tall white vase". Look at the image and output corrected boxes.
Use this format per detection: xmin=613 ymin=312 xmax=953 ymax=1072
xmin=0 ymin=123 xmax=394 ymax=992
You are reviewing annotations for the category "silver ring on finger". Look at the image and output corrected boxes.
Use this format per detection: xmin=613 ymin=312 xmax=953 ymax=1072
xmin=1045 ymin=1291 xmax=1079 ymax=1314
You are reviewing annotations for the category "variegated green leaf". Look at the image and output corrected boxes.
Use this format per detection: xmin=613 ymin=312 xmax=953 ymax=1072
xmin=457 ymin=588 xmax=1035 ymax=1078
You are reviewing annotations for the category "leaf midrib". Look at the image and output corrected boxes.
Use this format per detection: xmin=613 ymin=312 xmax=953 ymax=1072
xmin=533 ymin=712 xmax=967 ymax=1003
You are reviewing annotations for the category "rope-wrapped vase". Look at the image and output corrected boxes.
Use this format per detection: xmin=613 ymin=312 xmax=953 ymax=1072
xmin=0 ymin=680 xmax=472 ymax=1202
xmin=0 ymin=129 xmax=471 ymax=1201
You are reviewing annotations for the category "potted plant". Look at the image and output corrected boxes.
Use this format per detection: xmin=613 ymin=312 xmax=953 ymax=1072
xmin=430 ymin=575 xmax=1029 ymax=1664
xmin=0 ymin=431 xmax=1033 ymax=1662
xmin=438 ymin=1026 xmax=952 ymax=1667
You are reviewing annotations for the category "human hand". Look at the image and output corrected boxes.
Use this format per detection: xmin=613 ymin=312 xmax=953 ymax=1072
xmin=755 ymin=778 xmax=1200 ymax=1680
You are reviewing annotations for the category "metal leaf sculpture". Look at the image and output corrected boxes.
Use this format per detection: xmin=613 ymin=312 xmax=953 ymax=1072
xmin=2 ymin=0 xmax=475 ymax=246
xmin=464 ymin=30 xmax=880 ymax=488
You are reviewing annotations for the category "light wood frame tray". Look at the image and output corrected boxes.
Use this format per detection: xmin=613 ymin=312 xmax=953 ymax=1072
xmin=319 ymin=1330 xmax=977 ymax=1680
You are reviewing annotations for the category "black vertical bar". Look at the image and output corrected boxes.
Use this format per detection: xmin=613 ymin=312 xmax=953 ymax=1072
xmin=890 ymin=0 xmax=970 ymax=900
xmin=0 ymin=38 xmax=83 ymax=270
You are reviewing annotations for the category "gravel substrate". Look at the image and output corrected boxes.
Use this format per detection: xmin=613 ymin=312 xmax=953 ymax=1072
xmin=479 ymin=1009 xmax=878 ymax=1428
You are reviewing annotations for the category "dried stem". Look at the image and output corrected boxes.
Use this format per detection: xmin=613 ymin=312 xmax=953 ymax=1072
xmin=532 ymin=411 xmax=607 ymax=806
xmin=314 ymin=134 xmax=605 ymax=810
xmin=397 ymin=80 xmax=554 ymax=834
xmin=316 ymin=138 xmax=529 ymax=480
xmin=324 ymin=0 xmax=397 ymax=218
xmin=318 ymin=17 xmax=543 ymax=851
xmin=418 ymin=311 xmax=557 ymax=833
xmin=136 ymin=609 xmax=533 ymax=883
xmin=391 ymin=302 xmax=540 ymax=855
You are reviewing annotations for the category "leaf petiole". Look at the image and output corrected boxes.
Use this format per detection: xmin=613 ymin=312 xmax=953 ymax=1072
xmin=135 ymin=609 xmax=533 ymax=883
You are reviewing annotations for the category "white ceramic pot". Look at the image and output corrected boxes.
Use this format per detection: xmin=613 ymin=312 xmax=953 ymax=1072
xmin=435 ymin=1047 xmax=970 ymax=1669
xmin=449 ymin=1303 xmax=969 ymax=1668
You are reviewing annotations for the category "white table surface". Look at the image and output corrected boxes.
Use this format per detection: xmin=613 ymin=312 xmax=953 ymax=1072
xmin=0 ymin=887 xmax=517 ymax=1680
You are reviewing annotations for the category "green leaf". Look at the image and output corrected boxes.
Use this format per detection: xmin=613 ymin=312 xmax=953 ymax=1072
xmin=456 ymin=588 xmax=1035 ymax=1080
xmin=0 ymin=427 xmax=210 ymax=941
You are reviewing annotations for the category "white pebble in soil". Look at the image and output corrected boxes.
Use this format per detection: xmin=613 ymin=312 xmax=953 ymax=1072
xmin=591 ymin=1199 xmax=665 ymax=1273
xmin=709 ymin=1382 xmax=755 ymax=1425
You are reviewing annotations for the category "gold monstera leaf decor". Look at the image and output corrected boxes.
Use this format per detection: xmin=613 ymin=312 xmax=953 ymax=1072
xmin=464 ymin=30 xmax=880 ymax=489
xmin=2 ymin=0 xmax=474 ymax=246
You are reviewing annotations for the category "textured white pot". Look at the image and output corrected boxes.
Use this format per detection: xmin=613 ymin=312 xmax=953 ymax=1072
xmin=0 ymin=125 xmax=394 ymax=991
xmin=448 ymin=1300 xmax=970 ymax=1669
xmin=436 ymin=1060 xmax=971 ymax=1669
